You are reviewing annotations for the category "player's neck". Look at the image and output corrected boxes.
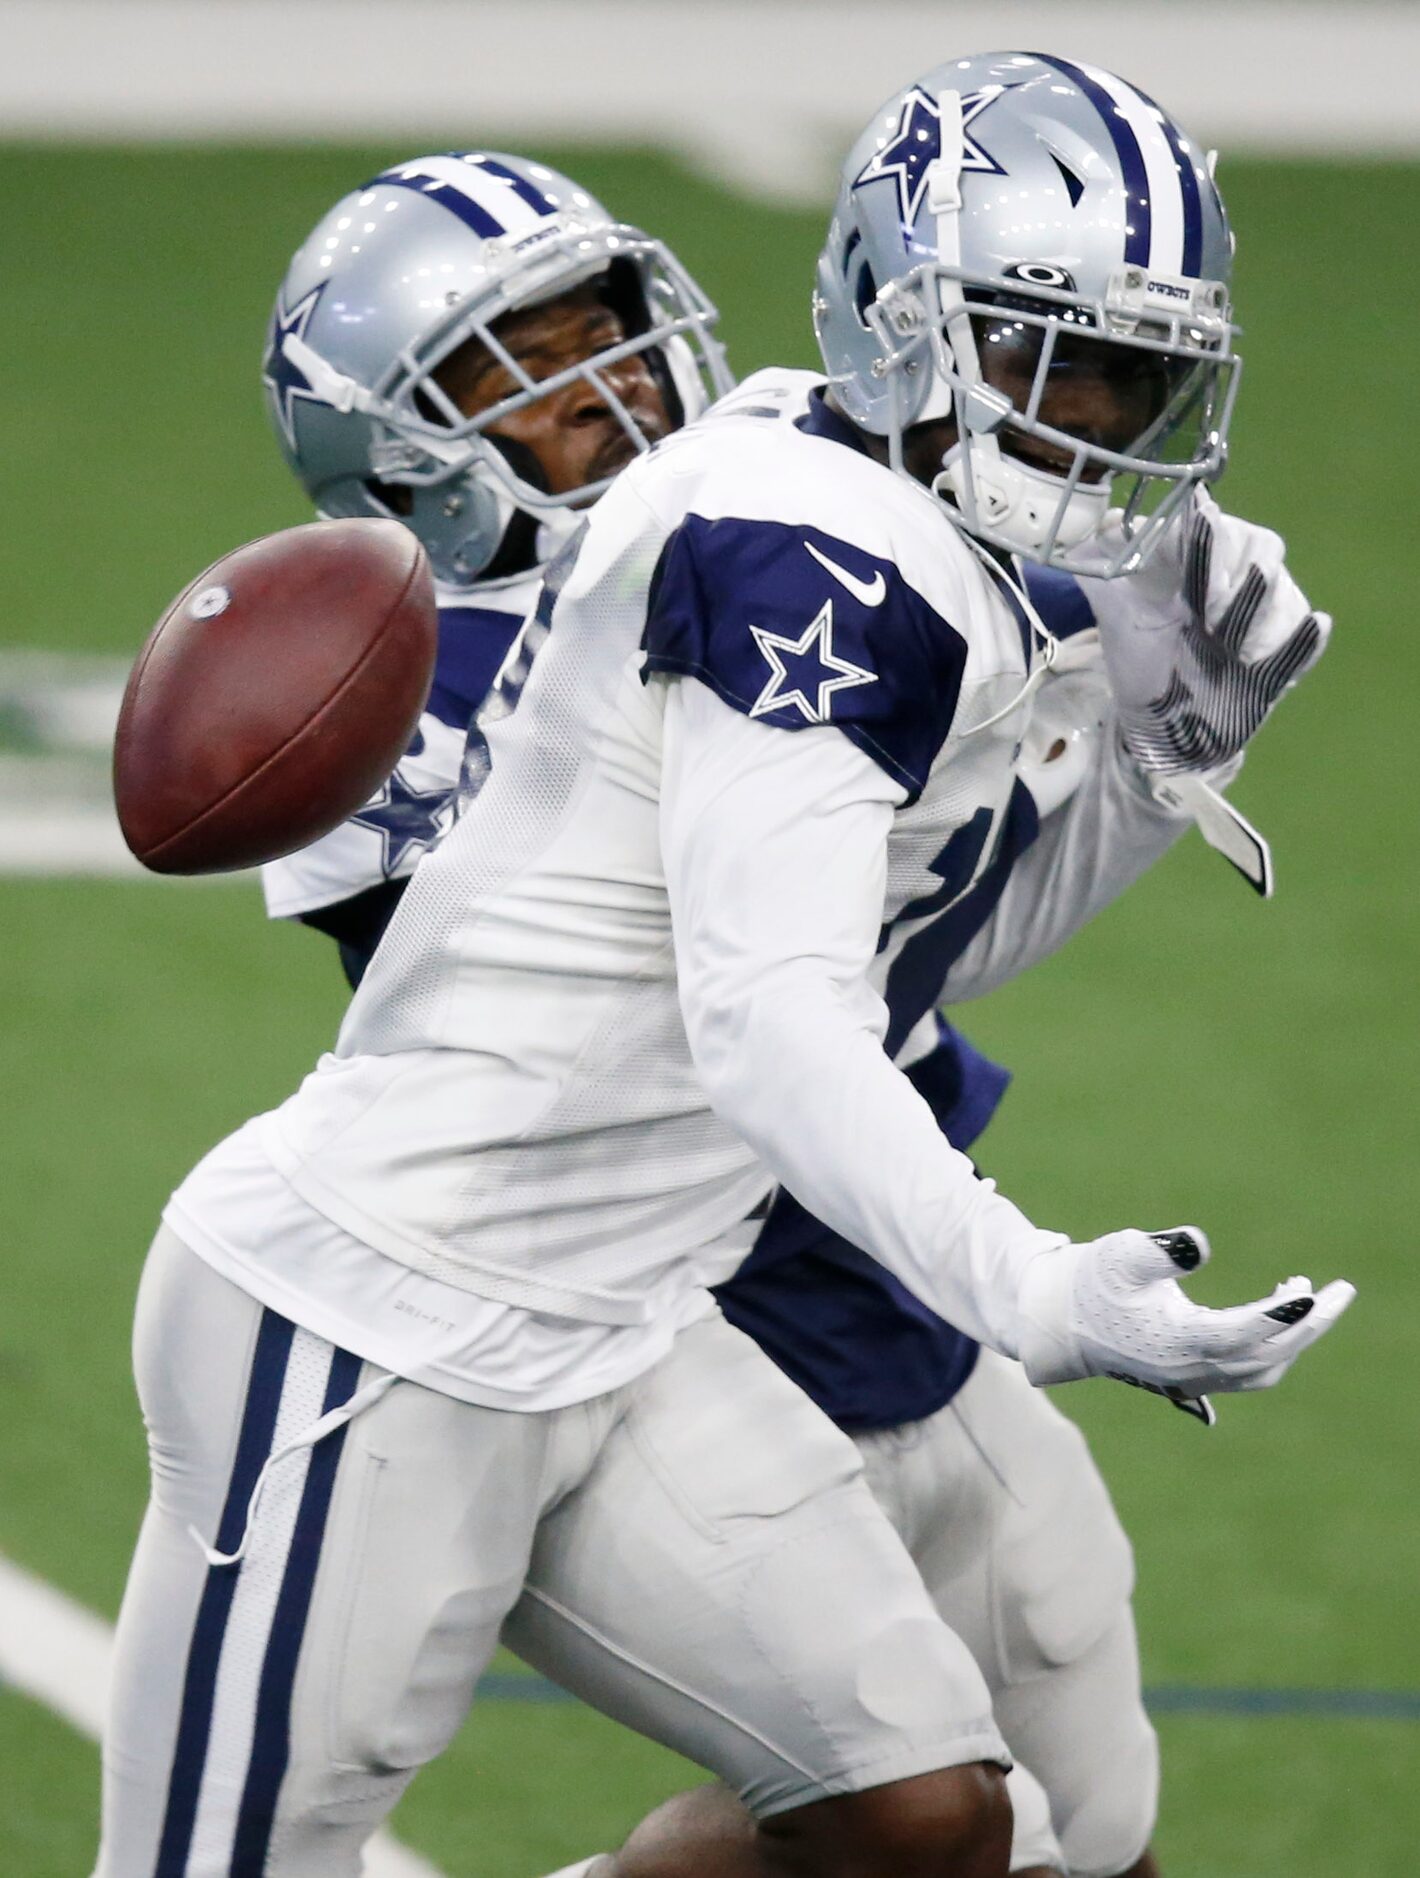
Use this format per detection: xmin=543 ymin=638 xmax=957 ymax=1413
xmin=823 ymin=390 xmax=888 ymax=467
xmin=822 ymin=390 xmax=951 ymax=490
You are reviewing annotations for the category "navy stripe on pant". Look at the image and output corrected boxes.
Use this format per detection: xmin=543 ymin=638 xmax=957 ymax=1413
xmin=232 ymin=1347 xmax=364 ymax=1872
xmin=154 ymin=1310 xmax=295 ymax=1877
xmin=153 ymin=1313 xmax=362 ymax=1875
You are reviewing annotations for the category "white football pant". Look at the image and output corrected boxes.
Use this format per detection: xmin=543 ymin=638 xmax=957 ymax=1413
xmin=95 ymin=1228 xmax=1010 ymax=1875
xmin=853 ymin=1350 xmax=1159 ymax=1876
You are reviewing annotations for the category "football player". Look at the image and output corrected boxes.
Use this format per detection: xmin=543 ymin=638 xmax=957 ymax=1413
xmin=258 ymin=150 xmax=732 ymax=987
xmin=96 ymin=59 xmax=1353 ymax=1878
xmin=258 ymin=145 xmax=1090 ymax=1876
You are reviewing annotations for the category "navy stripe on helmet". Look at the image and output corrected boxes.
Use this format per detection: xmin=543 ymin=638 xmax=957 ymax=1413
xmin=367 ymin=166 xmax=506 ymax=239
xmin=465 ymin=153 xmax=558 ymax=217
xmin=153 ymin=1309 xmax=295 ymax=1878
xmin=1030 ymin=54 xmax=1153 ymax=267
xmin=1130 ymin=85 xmax=1205 ymax=277
xmin=230 ymin=1344 xmax=365 ymax=1873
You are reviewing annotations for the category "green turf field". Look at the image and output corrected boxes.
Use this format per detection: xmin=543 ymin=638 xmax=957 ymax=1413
xmin=0 ymin=145 xmax=1416 ymax=1875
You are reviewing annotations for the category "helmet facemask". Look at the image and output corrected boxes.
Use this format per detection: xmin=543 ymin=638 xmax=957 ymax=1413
xmin=864 ymin=258 xmax=1239 ymax=576
xmin=373 ymin=230 xmax=724 ymax=492
xmin=276 ymin=206 xmax=731 ymax=584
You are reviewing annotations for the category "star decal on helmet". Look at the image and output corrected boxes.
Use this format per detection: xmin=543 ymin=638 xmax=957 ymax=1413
xmin=349 ymin=736 xmax=458 ymax=874
xmin=852 ymin=85 xmax=1009 ymax=232
xmin=262 ymin=283 xmax=328 ymax=451
xmin=749 ymin=601 xmax=878 ymax=725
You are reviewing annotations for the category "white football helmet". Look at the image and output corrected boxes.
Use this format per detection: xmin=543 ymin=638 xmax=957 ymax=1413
xmin=815 ymin=53 xmax=1240 ymax=574
xmin=263 ymin=152 xmax=733 ymax=585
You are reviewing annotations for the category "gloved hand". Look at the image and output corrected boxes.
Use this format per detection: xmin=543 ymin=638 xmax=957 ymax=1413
xmin=1015 ymin=1226 xmax=1355 ymax=1396
xmin=1074 ymin=489 xmax=1330 ymax=773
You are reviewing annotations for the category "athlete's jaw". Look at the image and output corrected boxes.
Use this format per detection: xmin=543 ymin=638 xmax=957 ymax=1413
xmin=831 ymin=393 xmax=1120 ymax=499
xmin=855 ymin=388 xmax=1145 ymax=496
xmin=578 ymin=400 xmax=671 ymax=484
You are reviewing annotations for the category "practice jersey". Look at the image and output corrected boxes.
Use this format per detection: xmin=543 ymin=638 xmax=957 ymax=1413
xmin=259 ymin=570 xmax=540 ymax=926
xmin=249 ymin=488 xmax=1031 ymax=1421
xmin=178 ymin=367 xmax=1191 ymax=1397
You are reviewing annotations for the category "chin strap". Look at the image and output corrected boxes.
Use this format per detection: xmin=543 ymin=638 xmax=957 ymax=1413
xmin=926 ymin=92 xmax=981 ymax=423
xmin=925 ymin=94 xmax=1019 ymax=526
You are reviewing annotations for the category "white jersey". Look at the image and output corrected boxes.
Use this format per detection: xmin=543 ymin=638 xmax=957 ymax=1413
xmin=259 ymin=570 xmax=542 ymax=919
xmin=176 ymin=368 xmax=1189 ymax=1389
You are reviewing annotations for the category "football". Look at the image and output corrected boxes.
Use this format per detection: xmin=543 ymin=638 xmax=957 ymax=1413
xmin=114 ymin=518 xmax=438 ymax=874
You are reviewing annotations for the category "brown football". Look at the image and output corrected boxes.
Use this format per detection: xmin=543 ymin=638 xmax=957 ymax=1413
xmin=114 ymin=518 xmax=438 ymax=874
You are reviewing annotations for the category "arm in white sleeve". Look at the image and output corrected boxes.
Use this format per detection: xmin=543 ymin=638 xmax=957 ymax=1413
xmin=659 ymin=675 xmax=1065 ymax=1356
xmin=939 ymin=727 xmax=1192 ymax=1005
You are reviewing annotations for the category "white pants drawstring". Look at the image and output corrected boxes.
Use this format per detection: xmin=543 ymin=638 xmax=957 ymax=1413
xmin=188 ymin=1372 xmax=400 ymax=1569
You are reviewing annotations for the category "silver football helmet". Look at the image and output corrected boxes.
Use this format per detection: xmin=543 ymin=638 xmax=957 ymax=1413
xmin=815 ymin=53 xmax=1240 ymax=574
xmin=263 ymin=152 xmax=733 ymax=585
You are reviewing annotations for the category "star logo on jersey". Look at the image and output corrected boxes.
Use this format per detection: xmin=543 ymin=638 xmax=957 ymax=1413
xmin=262 ymin=283 xmax=327 ymax=450
xmin=749 ymin=601 xmax=878 ymax=725
xmin=349 ymin=737 xmax=457 ymax=873
xmin=852 ymin=85 xmax=1009 ymax=231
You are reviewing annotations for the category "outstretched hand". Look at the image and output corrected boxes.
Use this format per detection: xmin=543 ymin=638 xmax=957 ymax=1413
xmin=1015 ymin=1225 xmax=1355 ymax=1398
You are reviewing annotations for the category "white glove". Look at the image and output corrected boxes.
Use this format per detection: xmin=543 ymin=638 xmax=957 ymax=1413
xmin=1015 ymin=1226 xmax=1355 ymax=1398
xmin=1074 ymin=489 xmax=1330 ymax=773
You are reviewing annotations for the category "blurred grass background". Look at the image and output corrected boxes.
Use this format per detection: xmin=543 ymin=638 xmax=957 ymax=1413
xmin=0 ymin=145 xmax=1416 ymax=1874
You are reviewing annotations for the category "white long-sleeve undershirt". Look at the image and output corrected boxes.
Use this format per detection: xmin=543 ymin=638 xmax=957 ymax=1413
xmin=659 ymin=676 xmax=1066 ymax=1358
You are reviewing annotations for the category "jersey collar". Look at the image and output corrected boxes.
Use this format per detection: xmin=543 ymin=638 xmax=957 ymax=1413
xmin=795 ymin=386 xmax=872 ymax=457
xmin=796 ymin=385 xmax=1056 ymax=672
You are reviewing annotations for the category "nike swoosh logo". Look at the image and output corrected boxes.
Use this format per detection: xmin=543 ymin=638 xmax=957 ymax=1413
xmin=805 ymin=540 xmax=887 ymax=608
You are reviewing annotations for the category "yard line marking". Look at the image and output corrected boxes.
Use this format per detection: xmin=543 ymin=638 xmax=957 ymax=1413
xmin=1147 ymin=1684 xmax=1420 ymax=1721
xmin=0 ymin=1550 xmax=112 ymax=1738
xmin=0 ymin=1550 xmax=448 ymax=1878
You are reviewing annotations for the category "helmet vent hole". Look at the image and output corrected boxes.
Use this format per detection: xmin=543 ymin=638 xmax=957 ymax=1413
xmin=853 ymin=261 xmax=878 ymax=327
xmin=1049 ymin=152 xmax=1086 ymax=209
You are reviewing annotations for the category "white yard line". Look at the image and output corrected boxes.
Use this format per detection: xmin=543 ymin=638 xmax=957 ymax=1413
xmin=0 ymin=785 xmax=258 ymax=881
xmin=0 ymin=656 xmax=261 ymax=880
xmin=0 ymin=793 xmax=150 ymax=879
xmin=0 ymin=1549 xmax=448 ymax=1878
xmin=0 ymin=1552 xmax=113 ymax=1740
